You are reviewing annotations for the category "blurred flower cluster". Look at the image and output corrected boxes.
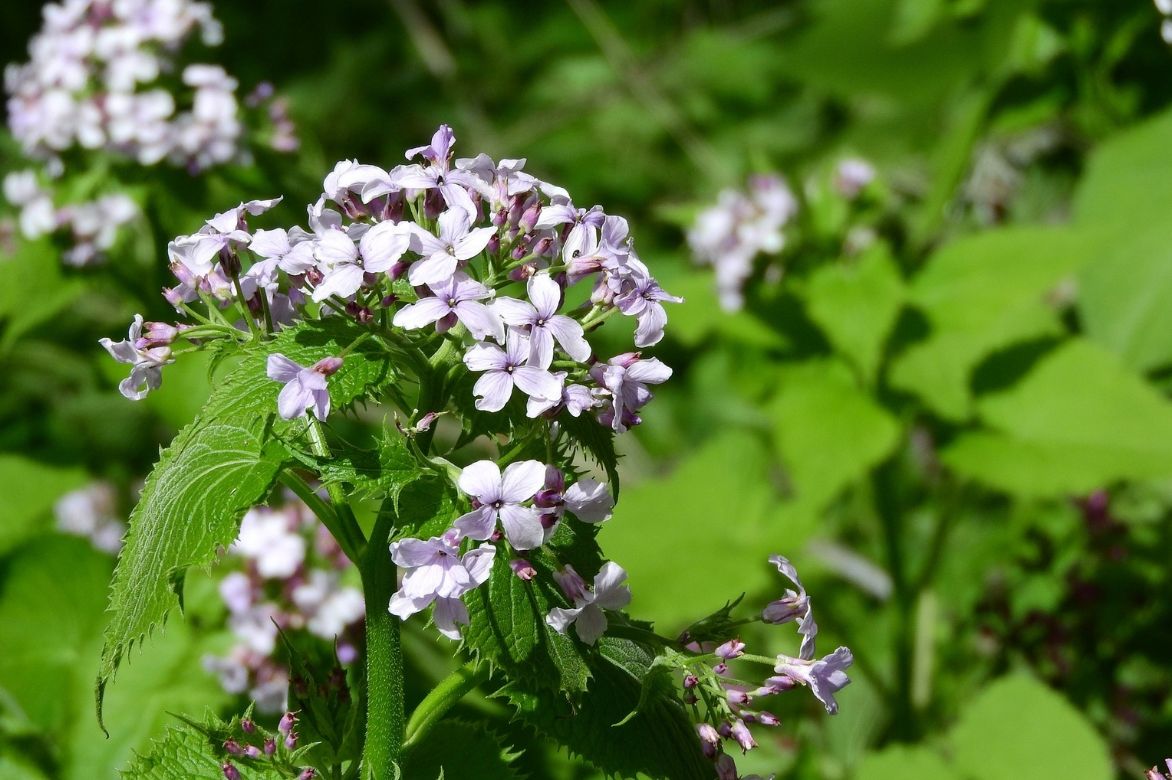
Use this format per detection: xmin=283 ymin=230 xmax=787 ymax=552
xmin=2 ymin=0 xmax=296 ymax=265
xmin=203 ymin=496 xmax=364 ymax=713
xmin=53 ymin=481 xmax=127 ymax=553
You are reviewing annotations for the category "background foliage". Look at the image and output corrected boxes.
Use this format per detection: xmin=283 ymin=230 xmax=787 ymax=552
xmin=3 ymin=0 xmax=1172 ymax=777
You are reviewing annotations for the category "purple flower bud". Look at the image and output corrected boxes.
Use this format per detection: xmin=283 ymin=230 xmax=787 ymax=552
xmin=285 ymin=732 xmax=298 ymax=750
xmin=305 ymin=267 xmax=324 ymax=286
xmin=760 ymin=675 xmax=798 ymax=694
xmin=222 ymin=764 xmax=240 ymax=780
xmin=519 ymin=202 xmax=541 ymax=233
xmin=415 ymin=411 xmax=440 ymax=432
xmin=726 ymin=688 xmax=750 ymax=706
xmin=697 ymin=723 xmax=720 ymax=758
xmin=715 ymin=754 xmax=738 ymax=780
xmin=510 ymin=558 xmax=537 ymax=580
xmin=730 ymin=719 xmax=756 ymax=752
xmin=492 ymin=207 xmax=508 ymax=227
xmin=240 ymin=718 xmax=255 ymax=734
xmin=507 ymin=194 xmax=527 ymax=227
xmin=380 ymin=294 xmax=398 ymax=307
xmin=278 ymin=711 xmax=297 ymax=734
xmin=263 ymin=738 xmax=277 ymax=755
xmin=244 ymin=745 xmax=262 ymax=758
xmin=684 ymin=691 xmax=698 ymax=705
xmin=683 ymin=674 xmax=699 ymax=689
xmin=135 ymin=322 xmax=180 ymax=349
xmin=715 ymin=639 xmax=746 ymax=660
xmin=223 ymin=739 xmax=244 ymax=756
xmin=532 ymin=236 xmax=554 ymax=256
xmin=299 ymin=769 xmax=317 ymax=780
xmin=534 ymin=488 xmax=563 ymax=509
xmin=553 ymin=565 xmax=589 ymax=604
xmin=508 ymin=262 xmax=537 ymax=281
xmin=713 ymin=662 xmax=728 ymax=676
xmin=486 ymin=233 xmax=501 ymax=254
xmin=717 ymin=722 xmax=732 ymax=738
xmin=424 ymin=190 xmax=445 ymax=220
xmin=511 ymin=237 xmax=531 ymax=260
xmin=312 ymin=356 xmax=344 ymax=376
xmin=756 ymin=711 xmax=780 ymax=726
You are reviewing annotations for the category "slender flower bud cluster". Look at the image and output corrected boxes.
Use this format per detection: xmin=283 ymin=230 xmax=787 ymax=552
xmin=687 ymin=175 xmax=797 ymax=312
xmin=3 ymin=0 xmax=297 ymax=265
xmin=203 ymin=496 xmax=364 ymax=712
xmin=53 ymin=481 xmax=127 ymax=553
xmin=218 ymin=713 xmax=315 ymax=780
xmin=675 ymin=555 xmax=853 ymax=778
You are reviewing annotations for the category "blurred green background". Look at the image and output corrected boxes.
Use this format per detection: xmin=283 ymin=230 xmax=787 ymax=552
xmin=4 ymin=0 xmax=1172 ymax=777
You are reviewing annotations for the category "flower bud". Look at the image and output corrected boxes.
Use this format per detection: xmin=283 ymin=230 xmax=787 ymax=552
xmin=726 ymin=688 xmax=750 ymax=705
xmin=510 ymin=558 xmax=537 ymax=581
xmin=696 ymin=723 xmax=720 ymax=758
xmin=223 ymin=739 xmax=244 ymax=756
xmin=240 ymin=718 xmax=255 ymax=734
xmin=285 ymin=732 xmax=298 ymax=750
xmin=715 ymin=754 xmax=738 ymax=780
xmin=263 ymin=737 xmax=277 ymax=755
xmin=755 ymin=711 xmax=780 ymax=726
xmin=519 ymin=202 xmax=541 ymax=233
xmin=486 ymin=233 xmax=501 ymax=255
xmin=222 ymin=763 xmax=240 ymax=780
xmin=730 ymin=719 xmax=756 ymax=752
xmin=244 ymin=745 xmax=262 ymax=758
xmin=715 ymin=639 xmax=745 ymax=660
xmin=553 ymin=565 xmax=589 ymax=604
xmin=683 ymin=674 xmax=699 ymax=689
xmin=312 ymin=356 xmax=344 ymax=376
xmin=299 ymin=769 xmax=317 ymax=780
xmin=278 ymin=711 xmax=297 ymax=734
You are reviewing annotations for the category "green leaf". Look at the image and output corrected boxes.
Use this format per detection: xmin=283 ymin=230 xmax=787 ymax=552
xmin=0 ymin=239 xmax=83 ymax=352
xmin=1073 ymin=105 xmax=1172 ymax=229
xmin=292 ymin=428 xmax=422 ymax=503
xmin=463 ymin=550 xmax=591 ymax=694
xmin=558 ymin=410 xmax=621 ymax=498
xmin=98 ymin=319 xmax=394 ymax=722
xmin=948 ymin=674 xmax=1112 ymax=780
xmin=856 ymin=745 xmax=961 ymax=780
xmin=889 ymin=227 xmax=1093 ymax=419
xmin=281 ymin=632 xmax=360 ymax=773
xmin=0 ymin=455 xmax=87 ymax=556
xmin=401 ymin=720 xmax=523 ymax=780
xmin=942 ymin=339 xmax=1172 ymax=497
xmin=498 ymin=638 xmax=711 ymax=780
xmin=120 ymin=712 xmax=294 ymax=780
xmin=599 ymin=431 xmax=781 ymax=630
xmin=772 ymin=360 xmax=900 ymax=520
xmin=804 ymin=244 xmax=905 ymax=383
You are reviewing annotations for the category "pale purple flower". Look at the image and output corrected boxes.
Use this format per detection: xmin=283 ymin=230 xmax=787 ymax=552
xmin=613 ymin=255 xmax=681 ymax=348
xmin=265 ymin=354 xmax=342 ymax=420
xmin=716 ymin=639 xmax=746 ymax=660
xmin=833 ymin=158 xmax=876 ymax=199
xmin=393 ymin=272 xmax=503 ymax=342
xmin=358 ymin=220 xmax=412 ymax=276
xmin=697 ymin=723 xmax=720 ymax=758
xmin=405 ymin=208 xmax=496 ymax=286
xmin=535 ymin=202 xmax=604 ymax=259
xmin=563 ymin=479 xmax=614 ymax=523
xmin=729 ymin=719 xmax=756 ymax=752
xmin=773 ymin=647 xmax=853 ymax=714
xmin=545 ymin=561 xmax=632 ymax=645
xmin=99 ymin=314 xmax=174 ymax=400
xmin=168 ymin=197 xmax=281 ymax=277
xmin=464 ymin=331 xmax=562 ymax=414
xmin=590 ymin=352 xmax=673 ymax=433
xmin=455 ymin=153 xmax=536 ymax=206
xmin=493 ymin=272 xmax=591 ymax=367
xmin=309 ymin=229 xmax=363 ymax=301
xmin=394 ymin=125 xmax=478 ymax=218
xmin=454 ymin=459 xmax=546 ymax=550
xmin=233 ymin=507 xmax=306 ymax=578
xmin=764 ymin=554 xmax=817 ymax=660
xmin=388 ymin=529 xmax=495 ymax=640
xmin=249 ymin=227 xmax=316 ymax=275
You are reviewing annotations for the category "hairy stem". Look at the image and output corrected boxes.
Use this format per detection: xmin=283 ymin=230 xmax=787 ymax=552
xmin=305 ymin=418 xmax=367 ymax=555
xmin=360 ymin=500 xmax=405 ymax=778
xmin=402 ymin=662 xmax=490 ymax=751
xmin=278 ymin=470 xmax=360 ymax=563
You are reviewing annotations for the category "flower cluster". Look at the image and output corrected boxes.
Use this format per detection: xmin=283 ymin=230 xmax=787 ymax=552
xmin=687 ymin=174 xmax=797 ymax=312
xmin=203 ymin=497 xmax=364 ymax=713
xmin=3 ymin=0 xmax=296 ymax=265
xmin=217 ymin=712 xmax=317 ymax=780
xmin=677 ymin=555 xmax=853 ymax=778
xmin=54 ymin=481 xmax=127 ymax=553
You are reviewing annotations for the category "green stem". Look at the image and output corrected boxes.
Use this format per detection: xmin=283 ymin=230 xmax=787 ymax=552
xmin=305 ymin=418 xmax=367 ymax=554
xmin=278 ymin=471 xmax=360 ymax=564
xmin=231 ymin=276 xmax=264 ymax=340
xmin=360 ymin=500 xmax=405 ymax=778
xmin=402 ymin=662 xmax=489 ymax=751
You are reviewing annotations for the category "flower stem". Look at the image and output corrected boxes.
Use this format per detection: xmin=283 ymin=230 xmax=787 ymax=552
xmin=305 ymin=418 xmax=367 ymax=554
xmin=278 ymin=470 xmax=360 ymax=563
xmin=359 ymin=499 xmax=405 ymax=778
xmin=402 ymin=661 xmax=489 ymax=752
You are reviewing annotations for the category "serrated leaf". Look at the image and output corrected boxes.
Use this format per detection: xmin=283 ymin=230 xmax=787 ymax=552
xmin=499 ymin=638 xmax=711 ymax=780
xmin=463 ymin=551 xmax=591 ymax=694
xmin=290 ymin=428 xmax=422 ymax=502
xmin=557 ymin=411 xmax=621 ymax=498
xmin=941 ymin=339 xmax=1172 ymax=496
xmin=98 ymin=319 xmax=394 ymax=723
xmin=401 ymin=719 xmax=523 ymax=779
xmin=280 ymin=632 xmax=360 ymax=772
xmin=121 ymin=712 xmax=296 ymax=780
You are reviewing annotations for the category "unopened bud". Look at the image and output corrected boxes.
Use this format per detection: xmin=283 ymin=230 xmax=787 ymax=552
xmin=263 ymin=738 xmax=277 ymax=755
xmin=696 ymin=723 xmax=720 ymax=758
xmin=510 ymin=558 xmax=537 ymax=581
xmin=715 ymin=639 xmax=745 ymax=660
xmin=312 ymin=356 xmax=344 ymax=376
xmin=553 ymin=565 xmax=589 ymax=603
xmin=278 ymin=711 xmax=297 ymax=734
xmin=222 ymin=763 xmax=240 ymax=780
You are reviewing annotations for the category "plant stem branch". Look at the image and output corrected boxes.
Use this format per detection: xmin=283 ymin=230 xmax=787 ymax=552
xmin=359 ymin=500 xmax=405 ymax=778
xmin=402 ymin=662 xmax=489 ymax=751
xmin=278 ymin=470 xmax=360 ymax=564
xmin=306 ymin=418 xmax=367 ymax=554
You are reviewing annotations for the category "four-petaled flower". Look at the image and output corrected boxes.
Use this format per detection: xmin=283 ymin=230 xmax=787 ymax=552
xmin=266 ymin=353 xmax=343 ymax=420
xmin=405 ymin=208 xmax=496 ymax=286
xmin=493 ymin=271 xmax=592 ymax=367
xmin=99 ymin=314 xmax=175 ymax=400
xmin=464 ymin=331 xmax=562 ymax=414
xmin=393 ymin=272 xmax=503 ymax=342
xmin=772 ymin=646 xmax=853 ymax=715
xmin=454 ymin=460 xmax=547 ymax=550
xmin=388 ymin=530 xmax=495 ymax=640
xmin=545 ymin=562 xmax=632 ymax=645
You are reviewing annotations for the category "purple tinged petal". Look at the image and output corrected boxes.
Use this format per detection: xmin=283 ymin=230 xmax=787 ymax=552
xmin=277 ymin=378 xmax=312 ymax=419
xmin=461 ymin=544 xmax=496 ymax=586
xmin=390 ymin=537 xmax=443 ymax=567
xmin=472 ymin=370 xmax=514 ymax=412
xmin=463 ymin=341 xmax=508 ymax=372
xmin=310 ymin=386 xmax=331 ymax=420
xmin=574 ymin=604 xmax=608 ymax=644
xmin=453 ymin=226 xmax=496 ymax=261
xmin=393 ymin=297 xmax=453 ymax=330
xmin=453 ymin=301 xmax=504 ymax=342
xmin=545 ymin=606 xmax=583 ymax=634
xmin=527 ymin=272 xmax=562 ymax=318
xmin=545 ymin=315 xmax=591 ymax=362
xmin=500 ymin=460 xmax=546 ymax=503
xmin=408 ymin=251 xmax=459 ymax=287
xmin=457 ymin=460 xmax=503 ymax=501
xmin=249 ymin=228 xmax=291 ymax=258
xmin=432 ymin=597 xmax=469 ymax=640
xmin=493 ymin=297 xmax=537 ymax=326
xmin=311 ymin=264 xmax=366 ymax=301
xmin=625 ymin=357 xmax=673 ymax=384
xmin=592 ymin=562 xmax=632 ymax=610
xmin=391 ymin=165 xmax=436 ymax=189
xmin=499 ymin=503 xmax=544 ymax=550
xmin=359 ymin=221 xmax=411 ymax=272
xmin=314 ymin=230 xmax=358 ymax=266
xmin=454 ymin=505 xmax=498 ymax=541
xmin=563 ymin=479 xmax=613 ymax=522
xmin=511 ymin=366 xmax=562 ymax=401
xmin=528 ymin=327 xmax=555 ymax=370
xmin=633 ymin=302 xmax=668 ymax=348
xmin=535 ymin=204 xmax=575 ymax=229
